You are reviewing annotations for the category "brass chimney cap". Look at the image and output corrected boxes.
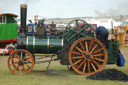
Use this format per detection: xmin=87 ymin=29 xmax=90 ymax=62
xmin=20 ymin=4 xmax=27 ymax=8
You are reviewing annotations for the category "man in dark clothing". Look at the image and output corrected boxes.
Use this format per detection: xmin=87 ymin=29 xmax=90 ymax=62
xmin=95 ymin=26 xmax=109 ymax=48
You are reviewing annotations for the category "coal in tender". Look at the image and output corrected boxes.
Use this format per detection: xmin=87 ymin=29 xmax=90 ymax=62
xmin=86 ymin=69 xmax=128 ymax=82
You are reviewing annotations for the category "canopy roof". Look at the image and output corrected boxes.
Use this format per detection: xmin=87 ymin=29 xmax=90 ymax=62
xmin=0 ymin=13 xmax=18 ymax=18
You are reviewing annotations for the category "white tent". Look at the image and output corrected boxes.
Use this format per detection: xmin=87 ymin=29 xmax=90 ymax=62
xmin=85 ymin=18 xmax=121 ymax=30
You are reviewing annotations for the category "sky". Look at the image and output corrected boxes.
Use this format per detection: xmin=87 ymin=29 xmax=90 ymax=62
xmin=0 ymin=0 xmax=128 ymax=18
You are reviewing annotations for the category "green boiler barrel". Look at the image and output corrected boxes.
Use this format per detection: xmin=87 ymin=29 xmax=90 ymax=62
xmin=26 ymin=36 xmax=64 ymax=53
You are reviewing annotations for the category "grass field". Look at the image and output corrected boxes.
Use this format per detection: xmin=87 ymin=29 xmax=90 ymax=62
xmin=0 ymin=47 xmax=128 ymax=85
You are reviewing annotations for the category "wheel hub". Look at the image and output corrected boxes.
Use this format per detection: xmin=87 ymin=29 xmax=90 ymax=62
xmin=18 ymin=60 xmax=24 ymax=65
xmin=76 ymin=31 xmax=79 ymax=34
xmin=83 ymin=52 xmax=93 ymax=61
xmin=86 ymin=54 xmax=91 ymax=59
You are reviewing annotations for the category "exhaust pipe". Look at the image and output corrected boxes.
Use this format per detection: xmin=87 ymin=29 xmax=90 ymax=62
xmin=20 ymin=4 xmax=27 ymax=37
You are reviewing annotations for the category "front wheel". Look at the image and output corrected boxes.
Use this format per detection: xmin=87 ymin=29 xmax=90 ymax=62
xmin=8 ymin=49 xmax=34 ymax=75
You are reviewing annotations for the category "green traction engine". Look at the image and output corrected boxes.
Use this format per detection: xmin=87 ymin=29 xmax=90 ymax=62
xmin=8 ymin=4 xmax=119 ymax=75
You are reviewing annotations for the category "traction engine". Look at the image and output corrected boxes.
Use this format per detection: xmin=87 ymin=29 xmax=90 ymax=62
xmin=8 ymin=4 xmax=119 ymax=75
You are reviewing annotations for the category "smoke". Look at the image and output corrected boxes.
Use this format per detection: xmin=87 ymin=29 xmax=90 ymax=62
xmin=94 ymin=10 xmax=105 ymax=17
xmin=94 ymin=1 xmax=128 ymax=17
xmin=94 ymin=8 xmax=122 ymax=17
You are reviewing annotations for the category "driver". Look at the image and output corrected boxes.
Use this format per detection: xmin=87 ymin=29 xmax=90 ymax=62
xmin=95 ymin=26 xmax=109 ymax=48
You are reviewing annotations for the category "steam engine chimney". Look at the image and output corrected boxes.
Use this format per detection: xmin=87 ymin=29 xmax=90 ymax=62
xmin=20 ymin=4 xmax=27 ymax=37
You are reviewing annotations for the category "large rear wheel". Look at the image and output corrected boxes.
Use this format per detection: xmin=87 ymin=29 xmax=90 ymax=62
xmin=69 ymin=37 xmax=107 ymax=75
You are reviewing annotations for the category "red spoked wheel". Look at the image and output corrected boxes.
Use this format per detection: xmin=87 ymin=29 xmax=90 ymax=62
xmin=8 ymin=49 xmax=34 ymax=75
xmin=69 ymin=37 xmax=108 ymax=75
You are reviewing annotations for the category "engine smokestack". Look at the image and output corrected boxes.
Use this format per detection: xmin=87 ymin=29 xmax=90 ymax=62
xmin=20 ymin=4 xmax=27 ymax=37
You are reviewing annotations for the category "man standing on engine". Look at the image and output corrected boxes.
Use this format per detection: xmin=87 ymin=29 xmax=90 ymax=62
xmin=95 ymin=26 xmax=109 ymax=48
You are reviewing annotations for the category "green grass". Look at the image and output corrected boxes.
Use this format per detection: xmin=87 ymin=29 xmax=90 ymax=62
xmin=0 ymin=47 xmax=128 ymax=85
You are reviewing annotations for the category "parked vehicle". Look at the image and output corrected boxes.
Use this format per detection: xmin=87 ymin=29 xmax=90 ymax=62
xmin=8 ymin=4 xmax=126 ymax=76
xmin=0 ymin=13 xmax=18 ymax=54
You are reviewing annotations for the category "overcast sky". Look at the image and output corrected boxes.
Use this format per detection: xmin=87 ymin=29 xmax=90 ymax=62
xmin=0 ymin=0 xmax=128 ymax=18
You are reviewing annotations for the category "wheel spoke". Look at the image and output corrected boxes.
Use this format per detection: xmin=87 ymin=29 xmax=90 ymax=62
xmin=91 ymin=62 xmax=97 ymax=71
xmin=19 ymin=66 xmax=22 ymax=73
xmin=92 ymin=48 xmax=103 ymax=54
xmin=15 ymin=53 xmax=19 ymax=60
xmin=77 ymin=35 xmax=80 ymax=39
xmin=66 ymin=27 xmax=76 ymax=33
xmin=79 ymin=25 xmax=88 ymax=32
xmin=25 ymin=57 xmax=31 ymax=60
xmin=94 ymin=58 xmax=104 ymax=62
xmin=77 ymin=60 xmax=85 ymax=70
xmin=11 ymin=58 xmax=19 ymax=62
xmin=79 ymin=33 xmax=88 ymax=37
xmin=20 ymin=52 xmax=23 ymax=60
xmin=68 ymin=34 xmax=77 ymax=41
xmin=13 ymin=65 xmax=19 ymax=72
xmin=85 ymin=41 xmax=89 ymax=52
xmin=10 ymin=62 xmax=18 ymax=65
xmin=72 ymin=56 xmax=83 ymax=59
xmin=79 ymin=42 xmax=85 ymax=51
xmin=22 ymin=54 xmax=29 ymax=60
xmin=71 ymin=51 xmax=82 ymax=55
xmin=93 ymin=60 xmax=101 ymax=68
xmin=73 ymin=59 xmax=83 ymax=66
xmin=83 ymin=61 xmax=87 ymax=73
xmin=23 ymin=65 xmax=27 ymax=72
xmin=76 ymin=20 xmax=79 ymax=30
xmin=89 ymin=40 xmax=93 ymax=52
xmin=75 ymin=46 xmax=83 ymax=53
xmin=24 ymin=63 xmax=31 ymax=68
xmin=90 ymin=44 xmax=98 ymax=53
xmin=92 ymin=54 xmax=104 ymax=57
xmin=88 ymin=61 xmax=90 ymax=73
xmin=24 ymin=59 xmax=32 ymax=63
